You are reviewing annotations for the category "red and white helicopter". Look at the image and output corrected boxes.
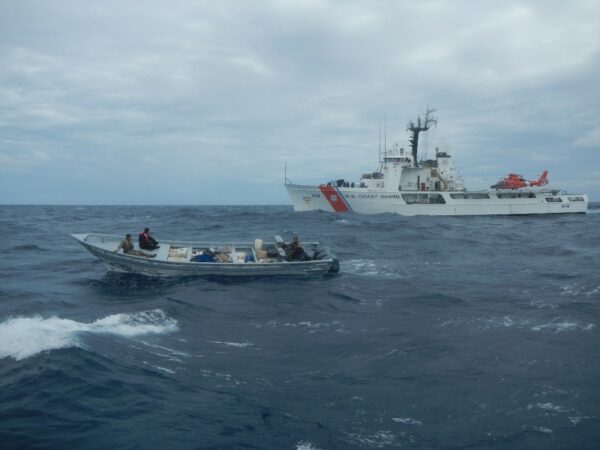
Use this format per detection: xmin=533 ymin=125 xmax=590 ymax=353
xmin=491 ymin=170 xmax=549 ymax=190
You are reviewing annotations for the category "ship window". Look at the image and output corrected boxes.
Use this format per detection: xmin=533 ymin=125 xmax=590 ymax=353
xmin=496 ymin=193 xmax=518 ymax=199
xmin=496 ymin=193 xmax=537 ymax=199
xmin=401 ymin=193 xmax=446 ymax=204
xmin=568 ymin=196 xmax=584 ymax=202
xmin=545 ymin=197 xmax=563 ymax=202
xmin=450 ymin=193 xmax=490 ymax=199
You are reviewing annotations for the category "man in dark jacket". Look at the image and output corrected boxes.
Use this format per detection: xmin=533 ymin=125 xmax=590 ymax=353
xmin=139 ymin=227 xmax=160 ymax=250
xmin=284 ymin=235 xmax=308 ymax=261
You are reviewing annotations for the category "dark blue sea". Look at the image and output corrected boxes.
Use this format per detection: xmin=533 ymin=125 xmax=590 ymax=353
xmin=1 ymin=205 xmax=599 ymax=449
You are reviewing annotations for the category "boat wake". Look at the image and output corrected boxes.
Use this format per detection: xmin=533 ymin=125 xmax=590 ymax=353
xmin=342 ymin=259 xmax=413 ymax=279
xmin=0 ymin=309 xmax=178 ymax=361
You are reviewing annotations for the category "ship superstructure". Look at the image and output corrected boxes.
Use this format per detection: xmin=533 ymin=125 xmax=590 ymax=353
xmin=284 ymin=109 xmax=588 ymax=215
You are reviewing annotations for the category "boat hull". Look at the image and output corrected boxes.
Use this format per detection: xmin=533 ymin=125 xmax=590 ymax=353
xmin=285 ymin=184 xmax=588 ymax=216
xmin=73 ymin=234 xmax=338 ymax=278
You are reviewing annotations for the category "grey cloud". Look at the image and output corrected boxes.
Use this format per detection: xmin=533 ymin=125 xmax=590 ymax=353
xmin=1 ymin=0 xmax=599 ymax=203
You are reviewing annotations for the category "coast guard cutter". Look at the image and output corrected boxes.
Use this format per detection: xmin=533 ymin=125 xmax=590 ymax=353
xmin=285 ymin=109 xmax=588 ymax=216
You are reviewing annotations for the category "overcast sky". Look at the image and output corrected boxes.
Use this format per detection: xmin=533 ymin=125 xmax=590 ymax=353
xmin=1 ymin=0 xmax=599 ymax=204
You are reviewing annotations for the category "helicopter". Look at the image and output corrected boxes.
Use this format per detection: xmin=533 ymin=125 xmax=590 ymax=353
xmin=491 ymin=170 xmax=548 ymax=190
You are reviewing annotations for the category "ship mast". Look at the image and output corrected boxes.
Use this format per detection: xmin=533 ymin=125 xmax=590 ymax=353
xmin=407 ymin=108 xmax=437 ymax=167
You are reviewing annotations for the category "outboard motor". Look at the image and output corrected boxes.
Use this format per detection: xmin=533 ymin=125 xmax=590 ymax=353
xmin=328 ymin=257 xmax=340 ymax=273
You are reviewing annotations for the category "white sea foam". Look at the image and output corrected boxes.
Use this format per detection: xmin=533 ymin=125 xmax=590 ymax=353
xmin=200 ymin=369 xmax=245 ymax=386
xmin=522 ymin=425 xmax=553 ymax=434
xmin=527 ymin=402 xmax=569 ymax=413
xmin=568 ymin=415 xmax=593 ymax=425
xmin=209 ymin=340 xmax=254 ymax=348
xmin=139 ymin=341 xmax=191 ymax=359
xmin=528 ymin=299 xmax=559 ymax=310
xmin=392 ymin=417 xmax=423 ymax=425
xmin=153 ymin=365 xmax=175 ymax=374
xmin=587 ymin=286 xmax=600 ymax=297
xmin=560 ymin=283 xmax=600 ymax=298
xmin=443 ymin=315 xmax=595 ymax=333
xmin=296 ymin=441 xmax=322 ymax=450
xmin=345 ymin=430 xmax=396 ymax=447
xmin=261 ymin=320 xmax=348 ymax=334
xmin=0 ymin=309 xmax=178 ymax=361
xmin=342 ymin=259 xmax=410 ymax=279
xmin=531 ymin=320 xmax=595 ymax=332
xmin=142 ymin=361 xmax=176 ymax=374
xmin=343 ymin=259 xmax=380 ymax=275
xmin=282 ymin=321 xmax=339 ymax=334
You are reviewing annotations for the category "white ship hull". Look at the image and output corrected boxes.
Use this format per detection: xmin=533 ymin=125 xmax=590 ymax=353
xmin=285 ymin=184 xmax=588 ymax=216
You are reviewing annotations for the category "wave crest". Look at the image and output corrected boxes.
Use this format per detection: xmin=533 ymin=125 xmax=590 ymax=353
xmin=0 ymin=309 xmax=178 ymax=361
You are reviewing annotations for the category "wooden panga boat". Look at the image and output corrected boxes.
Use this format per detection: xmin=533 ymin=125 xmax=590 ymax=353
xmin=71 ymin=234 xmax=340 ymax=277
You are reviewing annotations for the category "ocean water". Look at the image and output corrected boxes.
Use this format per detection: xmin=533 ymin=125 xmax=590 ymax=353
xmin=1 ymin=204 xmax=599 ymax=449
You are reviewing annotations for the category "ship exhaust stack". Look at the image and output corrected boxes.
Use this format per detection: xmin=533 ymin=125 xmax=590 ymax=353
xmin=407 ymin=108 xmax=437 ymax=167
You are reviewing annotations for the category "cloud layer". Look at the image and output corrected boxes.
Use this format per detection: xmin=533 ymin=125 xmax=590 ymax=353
xmin=1 ymin=0 xmax=599 ymax=203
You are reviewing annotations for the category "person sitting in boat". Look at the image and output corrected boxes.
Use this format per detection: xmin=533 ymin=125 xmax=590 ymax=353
xmin=284 ymin=235 xmax=308 ymax=261
xmin=139 ymin=227 xmax=160 ymax=250
xmin=115 ymin=234 xmax=155 ymax=257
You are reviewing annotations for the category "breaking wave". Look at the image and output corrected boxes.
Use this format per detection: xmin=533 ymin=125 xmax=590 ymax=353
xmin=0 ymin=309 xmax=178 ymax=361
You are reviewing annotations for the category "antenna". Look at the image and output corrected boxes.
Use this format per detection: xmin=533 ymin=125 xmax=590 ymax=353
xmin=378 ymin=120 xmax=381 ymax=162
xmin=384 ymin=115 xmax=387 ymax=160
xmin=284 ymin=161 xmax=287 ymax=184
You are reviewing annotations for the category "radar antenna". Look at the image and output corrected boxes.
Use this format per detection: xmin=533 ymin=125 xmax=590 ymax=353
xmin=407 ymin=107 xmax=437 ymax=167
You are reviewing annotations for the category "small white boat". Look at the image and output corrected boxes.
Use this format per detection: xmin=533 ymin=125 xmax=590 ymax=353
xmin=72 ymin=234 xmax=339 ymax=277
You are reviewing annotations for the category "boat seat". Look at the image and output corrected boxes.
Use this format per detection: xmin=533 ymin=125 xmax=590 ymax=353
xmin=154 ymin=245 xmax=170 ymax=260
